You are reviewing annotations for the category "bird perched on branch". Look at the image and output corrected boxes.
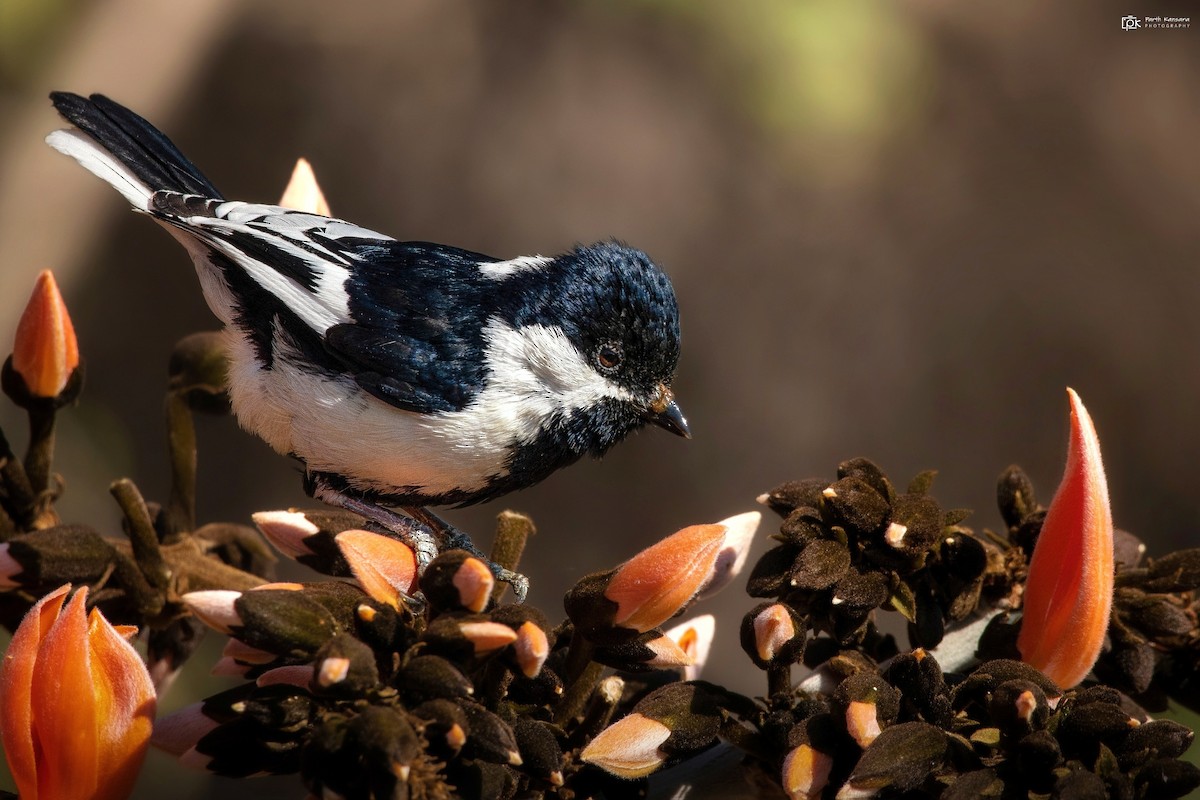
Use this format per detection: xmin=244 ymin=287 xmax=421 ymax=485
xmin=46 ymin=91 xmax=688 ymax=598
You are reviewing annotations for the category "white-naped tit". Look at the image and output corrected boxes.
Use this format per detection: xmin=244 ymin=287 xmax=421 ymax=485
xmin=46 ymin=92 xmax=689 ymax=598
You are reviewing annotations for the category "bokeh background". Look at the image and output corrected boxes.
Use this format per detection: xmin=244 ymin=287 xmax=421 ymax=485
xmin=1 ymin=1 xmax=1198 ymax=796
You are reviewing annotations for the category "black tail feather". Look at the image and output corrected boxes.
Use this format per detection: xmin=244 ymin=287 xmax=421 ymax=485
xmin=49 ymin=92 xmax=223 ymax=200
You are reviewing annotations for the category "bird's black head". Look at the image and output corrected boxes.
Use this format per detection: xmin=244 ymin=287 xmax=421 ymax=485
xmin=499 ymin=241 xmax=687 ymax=456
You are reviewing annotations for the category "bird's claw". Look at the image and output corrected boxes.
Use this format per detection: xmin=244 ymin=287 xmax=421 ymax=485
xmin=405 ymin=506 xmax=529 ymax=602
xmin=307 ymin=477 xmax=529 ymax=602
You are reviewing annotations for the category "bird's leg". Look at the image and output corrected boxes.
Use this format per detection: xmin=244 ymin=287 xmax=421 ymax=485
xmin=307 ymin=477 xmax=440 ymax=570
xmin=404 ymin=506 xmax=530 ymax=603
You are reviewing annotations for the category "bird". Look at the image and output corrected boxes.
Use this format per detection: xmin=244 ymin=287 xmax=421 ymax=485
xmin=45 ymin=92 xmax=689 ymax=598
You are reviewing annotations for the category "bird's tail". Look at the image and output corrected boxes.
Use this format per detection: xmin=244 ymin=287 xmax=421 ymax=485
xmin=45 ymin=92 xmax=224 ymax=210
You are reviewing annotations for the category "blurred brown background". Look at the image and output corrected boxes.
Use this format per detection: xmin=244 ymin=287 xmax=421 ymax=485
xmin=1 ymin=0 xmax=1198 ymax=796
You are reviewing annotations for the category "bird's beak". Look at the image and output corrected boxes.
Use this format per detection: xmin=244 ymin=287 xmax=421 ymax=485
xmin=644 ymin=384 xmax=691 ymax=439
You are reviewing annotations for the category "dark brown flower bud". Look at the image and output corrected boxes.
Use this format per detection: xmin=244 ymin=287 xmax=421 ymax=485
xmin=740 ymin=602 xmax=805 ymax=669
xmin=1124 ymin=596 xmax=1192 ymax=638
xmin=167 ymin=331 xmax=229 ymax=414
xmin=746 ymin=545 xmax=798 ymax=598
xmin=0 ymin=526 xmax=117 ymax=591
xmin=311 ymin=633 xmax=380 ymax=696
xmin=997 ymin=464 xmax=1038 ymax=529
xmin=593 ymin=629 xmax=693 ymax=672
xmin=513 ymin=718 xmax=564 ymax=786
xmin=832 ymin=671 xmax=900 ymax=748
xmin=790 ymin=540 xmax=851 ymax=591
xmin=420 ymin=549 xmax=495 ymax=613
xmin=251 ymin=509 xmax=360 ymax=576
xmin=1118 ymin=719 xmax=1194 ymax=770
xmin=758 ymin=479 xmax=828 ymax=517
xmin=837 ymin=458 xmax=895 ymax=504
xmin=1015 ymin=729 xmax=1062 ymax=788
xmin=778 ymin=507 xmax=826 ymax=547
xmin=821 ymin=477 xmax=890 ymax=537
xmin=1133 ymin=758 xmax=1200 ymax=799
xmin=411 ymin=698 xmax=469 ymax=758
xmin=581 ymin=683 xmax=721 ymax=779
xmin=988 ymin=679 xmax=1050 ymax=737
xmin=941 ymin=769 xmax=1005 ymax=800
xmin=883 ymin=649 xmax=951 ymax=728
xmin=1056 ymin=701 xmax=1137 ymax=763
xmin=397 ymin=654 xmax=474 ymax=703
xmin=457 ymin=700 xmax=522 ymax=766
xmin=421 ymin=614 xmax=517 ymax=661
xmin=301 ymin=707 xmax=420 ymax=799
xmin=229 ymin=586 xmax=341 ymax=657
xmin=840 ymin=721 xmax=948 ymax=796
xmin=952 ymin=660 xmax=1062 ymax=715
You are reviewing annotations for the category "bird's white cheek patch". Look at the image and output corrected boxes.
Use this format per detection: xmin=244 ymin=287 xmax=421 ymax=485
xmin=437 ymin=320 xmax=633 ymax=447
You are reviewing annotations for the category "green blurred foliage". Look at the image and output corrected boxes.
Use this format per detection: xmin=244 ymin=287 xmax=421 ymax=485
xmin=626 ymin=0 xmax=930 ymax=182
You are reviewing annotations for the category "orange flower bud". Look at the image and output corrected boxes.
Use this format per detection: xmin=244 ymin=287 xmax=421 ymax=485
xmin=604 ymin=523 xmax=726 ymax=632
xmin=0 ymin=584 xmax=156 ymax=800
xmin=11 ymin=270 xmax=79 ymax=399
xmin=278 ymin=158 xmax=331 ymax=215
xmin=1017 ymin=388 xmax=1115 ymax=688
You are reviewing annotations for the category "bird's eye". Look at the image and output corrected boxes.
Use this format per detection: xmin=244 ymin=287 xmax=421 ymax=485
xmin=596 ymin=342 xmax=623 ymax=373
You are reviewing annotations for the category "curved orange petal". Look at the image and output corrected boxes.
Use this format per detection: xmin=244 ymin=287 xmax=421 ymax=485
xmin=32 ymin=588 xmax=98 ymax=800
xmin=0 ymin=584 xmax=71 ymax=799
xmin=87 ymin=607 xmax=156 ymax=800
xmin=336 ymin=529 xmax=418 ymax=608
xmin=1017 ymin=388 xmax=1114 ymax=688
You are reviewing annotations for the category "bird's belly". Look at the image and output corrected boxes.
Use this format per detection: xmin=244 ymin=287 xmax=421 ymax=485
xmin=222 ymin=331 xmax=512 ymax=498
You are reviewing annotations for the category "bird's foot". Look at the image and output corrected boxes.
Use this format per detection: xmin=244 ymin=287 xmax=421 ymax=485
xmin=309 ymin=479 xmax=440 ymax=569
xmin=405 ymin=507 xmax=529 ymax=603
xmin=305 ymin=476 xmax=529 ymax=602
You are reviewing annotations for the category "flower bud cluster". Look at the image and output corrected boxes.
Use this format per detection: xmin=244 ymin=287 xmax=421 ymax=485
xmin=749 ymin=458 xmax=1005 ymax=670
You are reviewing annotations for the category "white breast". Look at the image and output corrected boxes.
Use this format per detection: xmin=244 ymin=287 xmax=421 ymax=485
xmin=221 ymin=317 xmax=632 ymax=499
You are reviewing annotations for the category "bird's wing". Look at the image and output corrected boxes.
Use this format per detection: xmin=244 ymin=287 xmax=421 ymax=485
xmin=159 ymin=196 xmax=495 ymax=414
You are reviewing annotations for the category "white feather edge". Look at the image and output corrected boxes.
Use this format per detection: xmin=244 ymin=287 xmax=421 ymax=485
xmin=46 ymin=128 xmax=154 ymax=209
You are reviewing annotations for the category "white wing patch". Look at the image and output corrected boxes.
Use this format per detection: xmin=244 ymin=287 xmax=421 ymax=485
xmin=174 ymin=202 xmax=396 ymax=332
xmin=478 ymin=255 xmax=552 ymax=280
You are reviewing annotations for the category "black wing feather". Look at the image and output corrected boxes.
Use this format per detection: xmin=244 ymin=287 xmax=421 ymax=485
xmin=324 ymin=241 xmax=499 ymax=414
